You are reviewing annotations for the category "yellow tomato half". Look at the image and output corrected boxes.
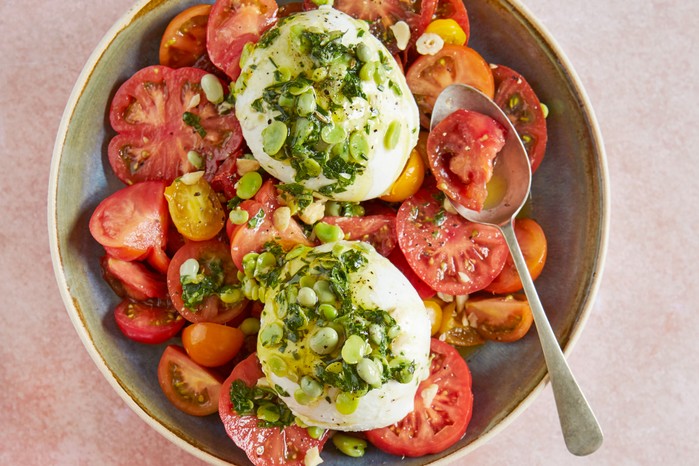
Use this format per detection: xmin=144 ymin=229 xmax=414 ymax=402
xmin=425 ymin=19 xmax=467 ymax=46
xmin=164 ymin=173 xmax=226 ymax=241
xmin=380 ymin=149 xmax=425 ymax=202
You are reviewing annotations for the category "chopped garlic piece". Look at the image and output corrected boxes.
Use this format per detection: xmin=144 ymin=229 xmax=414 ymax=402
xmin=236 ymin=158 xmax=261 ymax=176
xmin=299 ymin=199 xmax=326 ymax=225
xmin=187 ymin=93 xmax=201 ymax=110
xmin=180 ymin=171 xmax=204 ymax=185
xmin=420 ymin=383 xmax=440 ymax=408
xmin=273 ymin=206 xmax=291 ymax=232
xmin=390 ymin=21 xmax=411 ymax=51
xmin=304 ymin=446 xmax=324 ymax=466
xmin=416 ymin=33 xmax=445 ymax=56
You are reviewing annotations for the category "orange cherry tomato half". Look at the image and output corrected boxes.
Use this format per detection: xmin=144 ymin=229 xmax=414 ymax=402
xmin=159 ymin=4 xmax=212 ymax=68
xmin=380 ymin=148 xmax=426 ymax=203
xmin=439 ymin=302 xmax=484 ymax=347
xmin=485 ymin=218 xmax=548 ymax=294
xmin=182 ymin=322 xmax=245 ymax=367
xmin=466 ymin=295 xmax=534 ymax=342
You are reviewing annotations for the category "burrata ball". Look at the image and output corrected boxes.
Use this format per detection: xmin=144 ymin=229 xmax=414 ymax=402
xmin=234 ymin=7 xmax=420 ymax=201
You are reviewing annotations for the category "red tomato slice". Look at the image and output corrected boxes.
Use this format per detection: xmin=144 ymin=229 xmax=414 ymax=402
xmin=219 ymin=353 xmax=329 ymax=466
xmin=387 ymin=247 xmax=437 ymax=299
xmin=210 ymin=150 xmax=242 ymax=199
xmin=229 ymin=180 xmax=311 ymax=270
xmin=322 ymin=214 xmax=397 ymax=257
xmin=396 ymin=182 xmax=508 ymax=295
xmin=114 ymin=300 xmax=185 ymax=344
xmin=278 ymin=1 xmax=304 ymax=18
xmin=158 ymin=345 xmax=223 ymax=416
xmin=167 ymin=239 xmax=247 ymax=324
xmin=428 ymin=109 xmax=506 ymax=212
xmin=159 ymin=4 xmax=212 ymax=68
xmin=485 ymin=218 xmax=547 ymax=294
xmin=207 ymin=0 xmax=278 ymax=81
xmin=89 ymin=181 xmax=169 ymax=261
xmin=304 ymin=0 xmax=423 ymax=55
xmin=101 ymin=255 xmax=168 ymax=301
xmin=366 ymin=338 xmax=473 ymax=457
xmin=406 ymin=45 xmax=494 ymax=127
xmin=492 ymin=64 xmax=548 ymax=173
xmin=108 ymin=65 xmax=243 ymax=185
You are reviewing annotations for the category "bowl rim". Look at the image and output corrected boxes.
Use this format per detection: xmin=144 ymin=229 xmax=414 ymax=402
xmin=47 ymin=0 xmax=610 ymax=464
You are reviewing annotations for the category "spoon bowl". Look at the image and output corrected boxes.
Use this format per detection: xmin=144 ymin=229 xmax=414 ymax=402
xmin=431 ymin=84 xmax=604 ymax=456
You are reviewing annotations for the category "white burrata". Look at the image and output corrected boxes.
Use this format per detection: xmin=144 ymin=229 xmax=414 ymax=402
xmin=234 ymin=7 xmax=420 ymax=201
xmin=256 ymin=241 xmax=431 ymax=431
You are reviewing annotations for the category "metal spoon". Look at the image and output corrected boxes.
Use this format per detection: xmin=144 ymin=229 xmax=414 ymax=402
xmin=431 ymin=84 xmax=603 ymax=456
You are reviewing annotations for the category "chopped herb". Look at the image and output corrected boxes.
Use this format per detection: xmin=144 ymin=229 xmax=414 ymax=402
xmin=248 ymin=208 xmax=265 ymax=228
xmin=182 ymin=112 xmax=207 ymax=138
xmin=258 ymin=27 xmax=281 ymax=48
xmin=229 ymin=380 xmax=296 ymax=428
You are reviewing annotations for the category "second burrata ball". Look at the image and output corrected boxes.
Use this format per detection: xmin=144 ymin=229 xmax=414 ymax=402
xmin=234 ymin=7 xmax=420 ymax=201
xmin=255 ymin=241 xmax=431 ymax=431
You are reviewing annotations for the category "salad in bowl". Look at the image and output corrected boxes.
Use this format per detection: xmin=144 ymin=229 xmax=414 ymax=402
xmin=49 ymin=0 xmax=608 ymax=465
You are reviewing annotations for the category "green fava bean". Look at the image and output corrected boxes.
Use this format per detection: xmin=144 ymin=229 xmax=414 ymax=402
xmin=314 ymin=222 xmax=344 ymax=243
xmin=332 ymin=433 xmax=367 ymax=458
xmin=309 ymin=327 xmax=339 ymax=355
xmin=296 ymin=90 xmax=317 ymax=117
xmin=262 ymin=120 xmax=287 ymax=156
xmin=349 ymin=131 xmax=369 ymax=161
xmin=236 ymin=171 xmax=263 ymax=200
xmin=384 ymin=120 xmax=402 ymax=150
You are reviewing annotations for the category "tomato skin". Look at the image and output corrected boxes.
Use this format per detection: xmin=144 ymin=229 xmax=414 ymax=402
xmin=219 ymin=354 xmax=330 ymax=466
xmin=322 ymin=214 xmax=397 ymax=257
xmin=210 ymin=153 xmax=241 ymax=200
xmin=492 ymin=64 xmax=548 ymax=173
xmin=366 ymin=338 xmax=473 ymax=457
xmin=485 ymin=218 xmax=548 ymax=294
xmin=89 ymin=181 xmax=169 ymax=261
xmin=158 ymin=345 xmax=223 ymax=416
xmin=229 ymin=180 xmax=311 ymax=270
xmin=428 ymin=109 xmax=507 ymax=212
xmin=183 ymin=322 xmax=245 ymax=367
xmin=114 ymin=300 xmax=185 ymax=344
xmin=207 ymin=0 xmax=278 ymax=81
xmin=159 ymin=4 xmax=212 ymax=68
xmin=396 ymin=182 xmax=508 ymax=295
xmin=101 ymin=255 xmax=168 ymax=301
xmin=406 ymin=45 xmax=494 ymax=127
xmin=439 ymin=301 xmax=484 ymax=346
xmin=108 ymin=65 xmax=243 ymax=185
xmin=167 ymin=239 xmax=247 ymax=324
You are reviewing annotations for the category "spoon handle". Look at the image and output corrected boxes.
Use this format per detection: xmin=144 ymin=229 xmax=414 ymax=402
xmin=500 ymin=222 xmax=604 ymax=456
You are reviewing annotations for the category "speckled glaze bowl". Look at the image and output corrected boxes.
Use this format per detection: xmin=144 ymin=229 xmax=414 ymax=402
xmin=48 ymin=0 xmax=609 ymax=464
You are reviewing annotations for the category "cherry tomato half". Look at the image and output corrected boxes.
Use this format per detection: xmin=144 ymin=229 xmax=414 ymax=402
xmin=485 ymin=218 xmax=548 ymax=294
xmin=380 ymin=148 xmax=426 ymax=203
xmin=114 ymin=300 xmax=185 ymax=344
xmin=219 ymin=353 xmax=330 ymax=465
xmin=159 ymin=4 xmax=212 ymax=68
xmin=406 ymin=45 xmax=494 ymax=128
xmin=466 ymin=294 xmax=534 ymax=342
xmin=439 ymin=301 xmax=484 ymax=346
xmin=366 ymin=338 xmax=473 ymax=457
xmin=164 ymin=174 xmax=226 ymax=241
xmin=158 ymin=345 xmax=223 ymax=416
xmin=101 ymin=255 xmax=168 ymax=301
xmin=182 ymin=322 xmax=245 ymax=367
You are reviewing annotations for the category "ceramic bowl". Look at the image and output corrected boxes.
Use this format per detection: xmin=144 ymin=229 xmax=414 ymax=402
xmin=48 ymin=0 xmax=609 ymax=464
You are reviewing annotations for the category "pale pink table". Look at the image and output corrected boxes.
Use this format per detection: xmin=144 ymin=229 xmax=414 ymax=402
xmin=2 ymin=0 xmax=697 ymax=464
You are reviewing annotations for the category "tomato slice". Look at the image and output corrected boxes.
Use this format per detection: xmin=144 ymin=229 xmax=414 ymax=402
xmin=219 ymin=353 xmax=329 ymax=466
xmin=229 ymin=180 xmax=311 ymax=270
xmin=366 ymin=338 xmax=473 ymax=457
xmin=210 ymin=152 xmax=242 ymax=199
xmin=167 ymin=239 xmax=247 ymax=324
xmin=396 ymin=182 xmax=508 ymax=295
xmin=159 ymin=4 xmax=212 ymax=68
xmin=114 ymin=300 xmax=185 ymax=344
xmin=492 ymin=64 xmax=548 ymax=173
xmin=89 ymin=181 xmax=169 ymax=262
xmin=305 ymin=0 xmax=423 ymax=55
xmin=158 ymin=345 xmax=223 ymax=416
xmin=485 ymin=218 xmax=547 ymax=294
xmin=427 ymin=109 xmax=506 ymax=211
xmin=422 ymin=0 xmax=470 ymax=44
xmin=406 ymin=45 xmax=494 ymax=127
xmin=207 ymin=0 xmax=278 ymax=81
xmin=108 ymin=65 xmax=243 ymax=185
xmin=182 ymin=322 xmax=245 ymax=367
xmin=387 ymin=247 xmax=437 ymax=299
xmin=101 ymin=255 xmax=168 ymax=301
xmin=322 ymin=214 xmax=397 ymax=257
xmin=466 ymin=294 xmax=533 ymax=342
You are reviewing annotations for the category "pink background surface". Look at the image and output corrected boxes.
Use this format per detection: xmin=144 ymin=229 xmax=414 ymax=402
xmin=2 ymin=0 xmax=698 ymax=464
